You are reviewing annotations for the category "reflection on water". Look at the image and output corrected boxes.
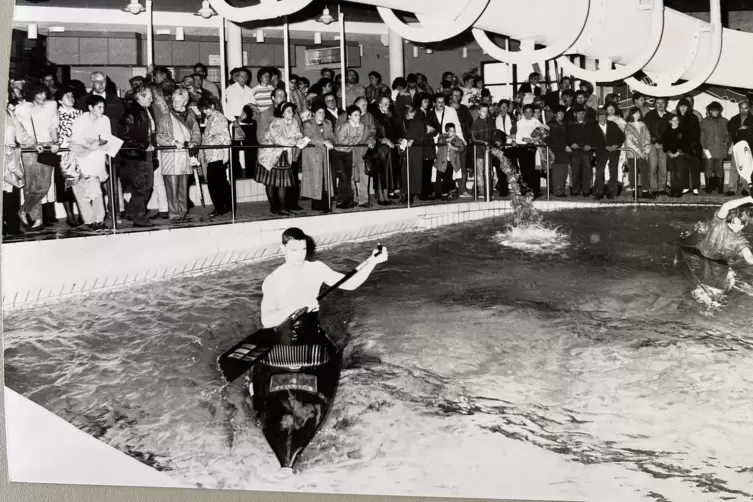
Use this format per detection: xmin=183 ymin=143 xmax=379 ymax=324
xmin=5 ymin=207 xmax=753 ymax=501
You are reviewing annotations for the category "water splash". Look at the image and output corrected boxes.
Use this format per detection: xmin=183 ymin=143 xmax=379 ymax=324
xmin=493 ymin=224 xmax=571 ymax=255
xmin=488 ymin=147 xmax=571 ymax=254
xmin=490 ymin=147 xmax=539 ymax=227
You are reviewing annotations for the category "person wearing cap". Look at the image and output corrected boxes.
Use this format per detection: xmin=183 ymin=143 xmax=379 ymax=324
xmin=591 ymin=107 xmax=626 ymax=199
xmin=566 ymin=105 xmax=596 ymax=196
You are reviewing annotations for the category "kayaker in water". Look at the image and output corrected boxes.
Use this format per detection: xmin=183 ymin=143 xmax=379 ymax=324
xmin=684 ymin=196 xmax=753 ymax=265
xmin=260 ymin=227 xmax=389 ymax=329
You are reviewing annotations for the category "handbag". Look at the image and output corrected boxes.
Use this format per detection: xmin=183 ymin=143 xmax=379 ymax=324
xmin=29 ymin=115 xmax=60 ymax=167
xmin=362 ymin=148 xmax=382 ymax=177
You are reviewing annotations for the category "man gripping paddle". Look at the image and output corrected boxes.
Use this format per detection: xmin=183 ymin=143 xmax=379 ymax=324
xmin=261 ymin=227 xmax=389 ymax=329
xmin=216 ymin=228 xmax=388 ymax=384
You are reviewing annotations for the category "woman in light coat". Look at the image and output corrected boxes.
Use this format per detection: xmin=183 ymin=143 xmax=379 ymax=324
xmin=157 ymin=88 xmax=201 ymax=221
xmin=68 ymin=95 xmax=112 ymax=230
xmin=301 ymin=103 xmax=335 ymax=212
xmin=624 ymin=106 xmax=653 ymax=198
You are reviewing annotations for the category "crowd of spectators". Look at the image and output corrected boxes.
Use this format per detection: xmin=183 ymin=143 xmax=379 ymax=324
xmin=4 ymin=63 xmax=752 ymax=236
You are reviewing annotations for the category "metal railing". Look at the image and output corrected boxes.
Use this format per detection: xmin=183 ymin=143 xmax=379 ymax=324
xmin=12 ymin=139 xmax=654 ymax=238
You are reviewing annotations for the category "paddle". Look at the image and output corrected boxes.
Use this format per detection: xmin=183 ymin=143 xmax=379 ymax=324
xmin=217 ymin=243 xmax=384 ymax=384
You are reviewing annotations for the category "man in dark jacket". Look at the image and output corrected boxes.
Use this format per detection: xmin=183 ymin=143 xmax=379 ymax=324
xmin=545 ymin=76 xmax=572 ymax=110
xmin=726 ymin=100 xmax=753 ymax=196
xmin=566 ymin=106 xmax=597 ymax=196
xmin=591 ymin=108 xmax=626 ymax=199
xmin=118 ymin=85 xmax=157 ymax=227
xmin=644 ymin=97 xmax=672 ymax=195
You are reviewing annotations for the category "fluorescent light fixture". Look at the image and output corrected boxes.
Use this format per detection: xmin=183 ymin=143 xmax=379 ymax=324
xmin=426 ymin=48 xmax=433 ymax=54
xmin=314 ymin=32 xmax=322 ymax=44
xmin=462 ymin=47 xmax=468 ymax=58
xmin=123 ymin=0 xmax=144 ymax=14
xmin=413 ymin=46 xmax=418 ymax=57
xmin=194 ymin=0 xmax=216 ymax=18
xmin=28 ymin=24 xmax=37 ymax=40
xmin=359 ymin=44 xmax=363 ymax=56
xmin=156 ymin=29 xmax=171 ymax=35
xmin=256 ymin=30 xmax=264 ymax=43
xmin=49 ymin=27 xmax=66 ymax=33
xmin=176 ymin=27 xmax=185 ymax=41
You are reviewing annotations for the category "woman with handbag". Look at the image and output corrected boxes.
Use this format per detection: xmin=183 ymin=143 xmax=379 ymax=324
xmin=68 ymin=95 xmax=112 ymax=230
xmin=54 ymin=86 xmax=84 ymax=227
xmin=13 ymin=81 xmax=60 ymax=231
xmin=256 ymin=102 xmax=306 ymax=215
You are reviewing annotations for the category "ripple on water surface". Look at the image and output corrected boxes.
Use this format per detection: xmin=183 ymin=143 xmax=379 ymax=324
xmin=4 ymin=207 xmax=753 ymax=501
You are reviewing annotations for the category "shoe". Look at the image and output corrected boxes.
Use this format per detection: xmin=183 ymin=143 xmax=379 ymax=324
xmin=642 ymin=191 xmax=655 ymax=199
xmin=692 ymin=189 xmax=699 ymax=195
xmin=681 ymin=189 xmax=690 ymax=194
xmin=594 ymin=194 xmax=604 ymax=200
xmin=378 ymin=200 xmax=391 ymax=206
xmin=208 ymin=211 xmax=221 ymax=218
xmin=359 ymin=203 xmax=372 ymax=208
xmin=743 ymin=189 xmax=750 ymax=196
xmin=606 ymin=194 xmax=615 ymax=200
xmin=290 ymin=205 xmax=304 ymax=211
xmin=336 ymin=202 xmax=354 ymax=209
xmin=555 ymin=194 xmax=567 ymax=198
xmin=725 ymin=191 xmax=736 ymax=197
xmin=28 ymin=221 xmax=45 ymax=232
xmin=66 ymin=216 xmax=80 ymax=228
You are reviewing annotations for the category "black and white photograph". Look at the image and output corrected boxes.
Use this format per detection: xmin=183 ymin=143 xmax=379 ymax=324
xmin=3 ymin=1 xmax=753 ymax=501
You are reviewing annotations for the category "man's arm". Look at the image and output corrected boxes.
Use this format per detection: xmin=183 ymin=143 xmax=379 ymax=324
xmin=742 ymin=247 xmax=753 ymax=265
xmin=717 ymin=195 xmax=753 ymax=219
xmin=319 ymin=248 xmax=389 ymax=291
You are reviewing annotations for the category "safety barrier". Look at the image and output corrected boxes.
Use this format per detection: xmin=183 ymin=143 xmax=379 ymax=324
xmin=11 ymin=139 xmax=659 ymax=240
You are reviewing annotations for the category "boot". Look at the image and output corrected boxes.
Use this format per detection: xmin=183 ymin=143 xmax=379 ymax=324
xmin=717 ymin=177 xmax=724 ymax=194
xmin=705 ymin=176 xmax=713 ymax=194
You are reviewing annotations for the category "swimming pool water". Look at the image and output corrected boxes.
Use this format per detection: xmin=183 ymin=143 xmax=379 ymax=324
xmin=4 ymin=207 xmax=753 ymax=501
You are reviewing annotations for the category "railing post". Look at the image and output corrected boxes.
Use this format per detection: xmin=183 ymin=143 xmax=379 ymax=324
xmin=473 ymin=143 xmax=477 ymax=202
xmin=229 ymin=143 xmax=236 ymax=223
xmin=485 ymin=145 xmax=491 ymax=202
xmin=325 ymin=145 xmax=332 ymax=212
xmin=406 ymin=146 xmax=411 ymax=209
xmin=633 ymin=149 xmax=639 ymax=203
xmin=107 ymin=156 xmax=117 ymax=234
xmin=546 ymin=147 xmax=551 ymax=201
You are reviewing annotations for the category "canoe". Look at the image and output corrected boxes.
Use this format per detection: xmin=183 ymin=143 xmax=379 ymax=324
xmin=247 ymin=312 xmax=342 ymax=469
xmin=675 ymin=243 xmax=753 ymax=295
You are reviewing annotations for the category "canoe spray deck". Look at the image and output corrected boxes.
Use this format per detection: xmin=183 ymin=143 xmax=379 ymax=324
xmin=248 ymin=314 xmax=343 ymax=469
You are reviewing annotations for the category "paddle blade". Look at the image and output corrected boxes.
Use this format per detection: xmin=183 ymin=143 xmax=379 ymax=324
xmin=217 ymin=328 xmax=279 ymax=383
xmin=733 ymin=141 xmax=753 ymax=184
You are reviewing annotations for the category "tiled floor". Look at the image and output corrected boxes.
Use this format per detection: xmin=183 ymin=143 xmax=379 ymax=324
xmin=2 ymin=188 xmax=731 ymax=245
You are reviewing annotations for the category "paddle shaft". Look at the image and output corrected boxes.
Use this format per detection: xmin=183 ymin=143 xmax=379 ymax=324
xmin=316 ymin=243 xmax=383 ymax=302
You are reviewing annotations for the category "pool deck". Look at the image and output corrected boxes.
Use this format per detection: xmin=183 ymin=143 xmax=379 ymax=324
xmin=4 ymin=386 xmax=187 ymax=489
